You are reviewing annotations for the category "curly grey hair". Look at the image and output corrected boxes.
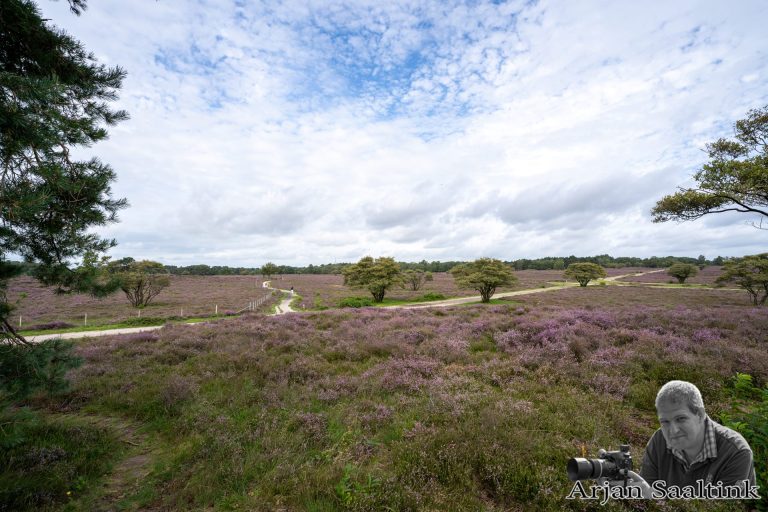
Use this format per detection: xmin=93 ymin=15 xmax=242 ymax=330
xmin=655 ymin=380 xmax=706 ymax=417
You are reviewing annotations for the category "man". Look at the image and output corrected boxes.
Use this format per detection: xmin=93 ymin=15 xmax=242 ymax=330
xmin=641 ymin=380 xmax=755 ymax=488
xmin=613 ymin=380 xmax=756 ymax=498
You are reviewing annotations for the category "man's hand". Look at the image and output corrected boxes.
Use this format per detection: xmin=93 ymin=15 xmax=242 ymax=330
xmin=597 ymin=471 xmax=653 ymax=499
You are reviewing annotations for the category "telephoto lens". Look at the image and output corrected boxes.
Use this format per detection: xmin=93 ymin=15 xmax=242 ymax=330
xmin=567 ymin=458 xmax=616 ymax=481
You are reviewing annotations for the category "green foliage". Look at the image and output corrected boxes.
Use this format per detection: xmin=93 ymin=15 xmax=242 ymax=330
xmin=0 ymin=339 xmax=81 ymax=407
xmin=261 ymin=262 xmax=279 ymax=279
xmin=338 ymin=297 xmax=374 ymax=308
xmin=652 ymin=104 xmax=768 ymax=227
xmin=334 ymin=464 xmax=381 ymax=508
xmin=666 ymin=262 xmax=699 ymax=284
xmin=106 ymin=258 xmax=171 ymax=308
xmin=449 ymin=258 xmax=516 ymax=303
xmin=402 ymin=269 xmax=428 ymax=291
xmin=0 ymin=0 xmax=128 ymax=295
xmin=342 ymin=256 xmax=403 ymax=303
xmin=119 ymin=316 xmax=167 ymax=327
xmin=563 ymin=262 xmax=607 ymax=287
xmin=719 ymin=373 xmax=768 ymax=511
xmin=419 ymin=292 xmax=445 ymax=301
xmin=1 ymin=0 xmax=126 ymax=408
xmin=716 ymin=253 xmax=768 ymax=305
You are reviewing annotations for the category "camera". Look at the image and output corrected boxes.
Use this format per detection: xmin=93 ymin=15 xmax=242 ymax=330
xmin=567 ymin=444 xmax=633 ymax=484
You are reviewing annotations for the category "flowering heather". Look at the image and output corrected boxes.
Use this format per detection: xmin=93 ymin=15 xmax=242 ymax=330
xmin=20 ymin=285 xmax=767 ymax=511
xmin=7 ymin=275 xmax=273 ymax=327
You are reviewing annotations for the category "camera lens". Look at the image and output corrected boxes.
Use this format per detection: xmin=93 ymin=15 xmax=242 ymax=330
xmin=567 ymin=458 xmax=618 ymax=481
xmin=567 ymin=458 xmax=594 ymax=481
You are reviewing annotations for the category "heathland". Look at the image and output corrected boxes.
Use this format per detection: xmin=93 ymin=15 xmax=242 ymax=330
xmin=2 ymin=269 xmax=766 ymax=511
xmin=6 ymin=267 xmax=718 ymax=329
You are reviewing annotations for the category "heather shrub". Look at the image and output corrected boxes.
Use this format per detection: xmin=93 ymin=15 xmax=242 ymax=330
xmin=159 ymin=375 xmax=198 ymax=414
xmin=26 ymin=321 xmax=74 ymax=331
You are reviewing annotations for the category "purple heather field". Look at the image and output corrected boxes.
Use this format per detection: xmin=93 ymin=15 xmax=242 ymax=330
xmin=10 ymin=268 xmax=657 ymax=326
xmin=22 ymin=272 xmax=766 ymax=510
xmin=7 ymin=275 xmax=272 ymax=328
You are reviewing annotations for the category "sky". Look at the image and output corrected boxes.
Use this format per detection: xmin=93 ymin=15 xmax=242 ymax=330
xmin=38 ymin=0 xmax=768 ymax=267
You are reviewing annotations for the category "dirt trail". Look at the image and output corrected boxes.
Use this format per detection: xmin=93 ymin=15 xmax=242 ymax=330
xmin=54 ymin=413 xmax=157 ymax=511
xmin=263 ymin=280 xmax=297 ymax=315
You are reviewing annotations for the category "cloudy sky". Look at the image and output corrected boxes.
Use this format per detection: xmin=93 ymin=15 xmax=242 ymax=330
xmin=39 ymin=0 xmax=768 ymax=267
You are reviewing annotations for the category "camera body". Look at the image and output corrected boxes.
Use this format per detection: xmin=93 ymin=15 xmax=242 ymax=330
xmin=567 ymin=444 xmax=632 ymax=483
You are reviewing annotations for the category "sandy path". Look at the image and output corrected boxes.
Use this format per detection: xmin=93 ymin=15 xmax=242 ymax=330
xmin=263 ymin=280 xmax=297 ymax=315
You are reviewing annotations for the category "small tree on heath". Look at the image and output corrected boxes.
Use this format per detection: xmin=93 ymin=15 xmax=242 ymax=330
xmin=564 ymin=262 xmax=607 ymax=287
xmin=403 ymin=269 xmax=432 ymax=291
xmin=343 ymin=256 xmax=403 ymax=303
xmin=667 ymin=263 xmax=699 ymax=284
xmin=450 ymin=258 xmax=516 ymax=303
xmin=261 ymin=262 xmax=278 ymax=280
xmin=716 ymin=254 xmax=768 ymax=306
xmin=108 ymin=259 xmax=170 ymax=308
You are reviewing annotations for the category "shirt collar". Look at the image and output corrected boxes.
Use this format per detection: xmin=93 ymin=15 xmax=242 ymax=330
xmin=669 ymin=416 xmax=717 ymax=470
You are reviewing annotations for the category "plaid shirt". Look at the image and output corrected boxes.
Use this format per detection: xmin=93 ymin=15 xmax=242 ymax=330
xmin=670 ymin=416 xmax=717 ymax=472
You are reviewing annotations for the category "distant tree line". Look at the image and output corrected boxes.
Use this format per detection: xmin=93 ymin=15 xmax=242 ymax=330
xmin=9 ymin=254 xmax=731 ymax=278
xmin=508 ymin=254 xmax=721 ymax=270
xmin=163 ymin=264 xmax=260 ymax=276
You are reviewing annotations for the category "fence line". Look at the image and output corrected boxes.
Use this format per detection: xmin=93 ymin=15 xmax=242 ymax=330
xmin=236 ymin=290 xmax=276 ymax=314
xmin=16 ymin=290 xmax=276 ymax=328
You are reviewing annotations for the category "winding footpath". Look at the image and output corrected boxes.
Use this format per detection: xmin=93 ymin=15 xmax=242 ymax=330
xmin=263 ymin=280 xmax=297 ymax=315
xmin=26 ymin=269 xmax=667 ymax=342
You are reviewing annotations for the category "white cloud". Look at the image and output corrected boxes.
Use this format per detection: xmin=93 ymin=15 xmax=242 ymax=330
xmin=36 ymin=0 xmax=768 ymax=266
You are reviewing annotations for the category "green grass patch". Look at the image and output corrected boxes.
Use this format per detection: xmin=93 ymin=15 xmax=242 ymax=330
xmin=338 ymin=297 xmax=375 ymax=308
xmin=290 ymin=293 xmax=304 ymax=310
xmin=0 ymin=409 xmax=122 ymax=512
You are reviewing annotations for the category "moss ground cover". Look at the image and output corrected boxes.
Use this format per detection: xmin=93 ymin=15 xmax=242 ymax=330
xmin=9 ymin=283 xmax=766 ymax=511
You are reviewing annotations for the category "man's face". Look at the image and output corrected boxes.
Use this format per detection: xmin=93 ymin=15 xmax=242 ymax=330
xmin=657 ymin=399 xmax=706 ymax=457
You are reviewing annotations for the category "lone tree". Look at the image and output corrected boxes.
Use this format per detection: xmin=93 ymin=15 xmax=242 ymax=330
xmin=343 ymin=256 xmax=402 ymax=302
xmin=108 ymin=258 xmax=170 ymax=308
xmin=403 ymin=269 xmax=433 ymax=291
xmin=261 ymin=262 xmax=278 ymax=280
xmin=564 ymin=262 xmax=607 ymax=287
xmin=667 ymin=262 xmax=699 ymax=284
xmin=652 ymin=105 xmax=768 ymax=229
xmin=716 ymin=254 xmax=768 ymax=306
xmin=450 ymin=258 xmax=516 ymax=303
xmin=1 ymin=0 xmax=127 ymax=402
